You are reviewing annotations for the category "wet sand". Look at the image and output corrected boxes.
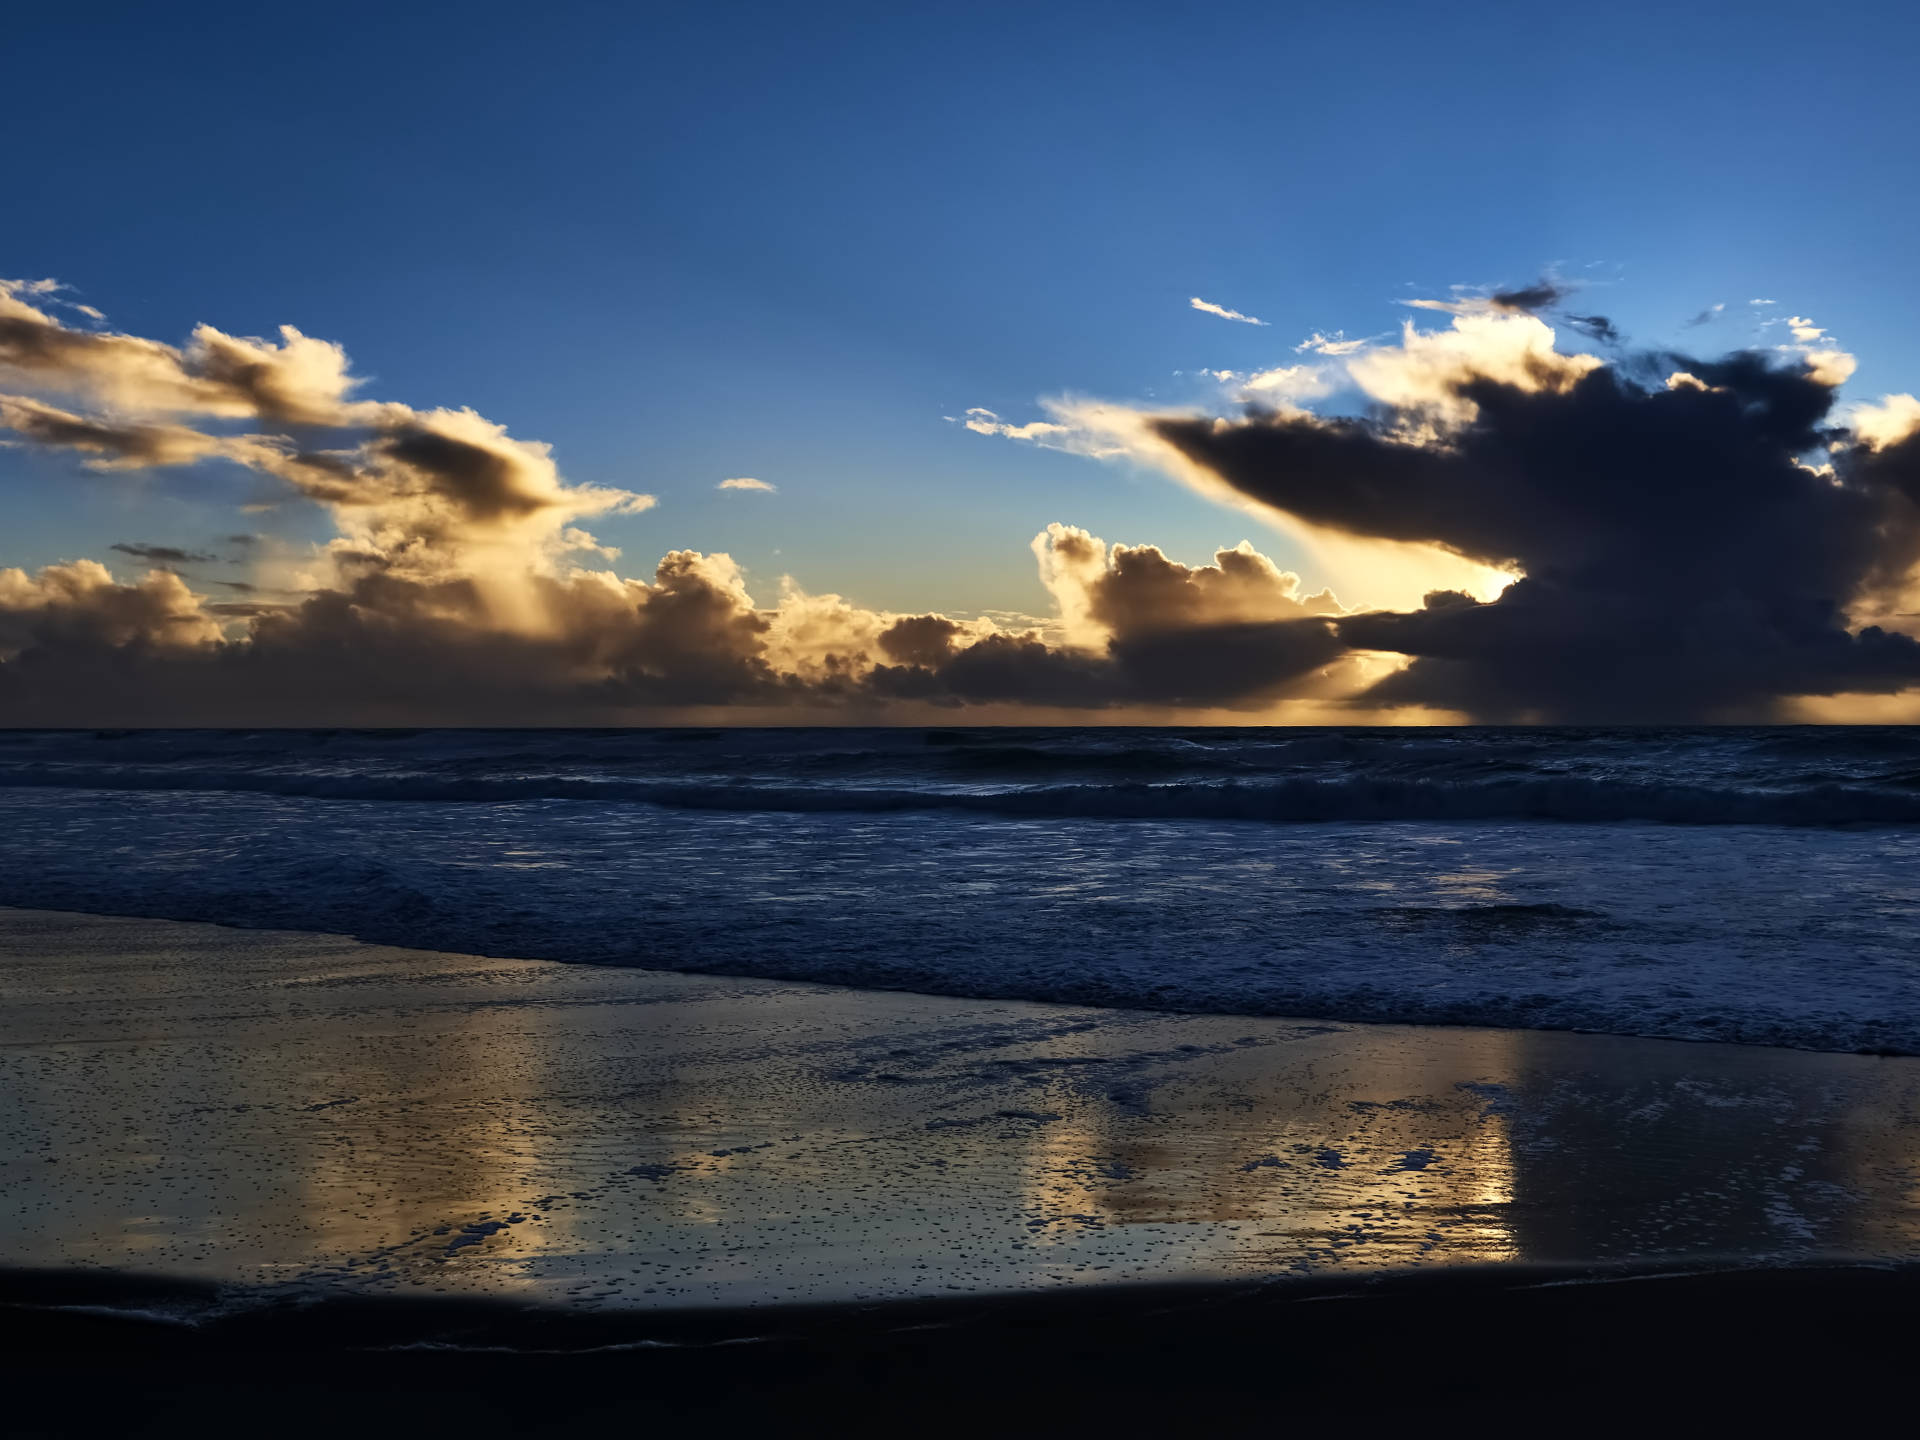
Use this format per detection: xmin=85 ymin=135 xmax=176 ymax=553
xmin=7 ymin=904 xmax=1920 ymax=1309
xmin=8 ymin=1258 xmax=1920 ymax=1429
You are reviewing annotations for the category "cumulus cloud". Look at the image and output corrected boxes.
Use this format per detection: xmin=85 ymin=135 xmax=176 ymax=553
xmin=1189 ymin=296 xmax=1267 ymax=326
xmin=718 ymin=476 xmax=776 ymax=492
xmin=0 ymin=522 xmax=1364 ymax=722
xmin=9 ymin=270 xmax=1920 ymax=724
xmin=1346 ymin=312 xmax=1602 ymax=426
xmin=0 ymin=280 xmax=658 ymax=619
xmin=0 ymin=561 xmax=222 ymax=664
xmin=869 ymin=524 xmax=1355 ymax=709
xmin=1850 ymin=394 xmax=1920 ymax=452
xmin=0 ymin=278 xmax=1388 ymax=721
xmin=0 ymin=279 xmax=364 ymax=425
xmin=1151 ymin=329 xmax=1920 ymax=720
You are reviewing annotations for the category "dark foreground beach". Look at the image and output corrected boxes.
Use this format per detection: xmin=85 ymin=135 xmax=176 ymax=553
xmin=9 ymin=1259 xmax=1920 ymax=1430
xmin=7 ymin=906 xmax=1920 ymax=1428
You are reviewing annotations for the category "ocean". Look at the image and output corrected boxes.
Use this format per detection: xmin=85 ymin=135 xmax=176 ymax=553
xmin=4 ymin=725 xmax=1919 ymax=1054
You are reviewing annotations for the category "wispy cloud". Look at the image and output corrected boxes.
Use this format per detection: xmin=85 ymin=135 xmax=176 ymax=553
xmin=1406 ymin=279 xmax=1574 ymax=319
xmin=718 ymin=476 xmax=776 ymax=493
xmin=1293 ymin=330 xmax=1371 ymax=356
xmin=1685 ymin=303 xmax=1726 ymax=328
xmin=954 ymin=407 xmax=1071 ymax=443
xmin=1189 ymin=296 xmax=1267 ymax=326
xmin=110 ymin=542 xmax=215 ymax=565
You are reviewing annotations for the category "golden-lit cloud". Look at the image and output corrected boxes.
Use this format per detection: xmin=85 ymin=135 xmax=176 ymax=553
xmin=9 ymin=270 xmax=1920 ymax=724
xmin=1851 ymin=394 xmax=1920 ymax=452
xmin=0 ymin=277 xmax=1369 ymax=721
xmin=0 ymin=560 xmax=221 ymax=660
xmin=1346 ymin=313 xmax=1601 ymax=425
xmin=1 ymin=278 xmax=364 ymax=424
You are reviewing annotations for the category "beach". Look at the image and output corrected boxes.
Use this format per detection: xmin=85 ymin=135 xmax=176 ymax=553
xmin=9 ymin=903 xmax=1920 ymax=1423
xmin=10 ymin=903 xmax=1920 ymax=1297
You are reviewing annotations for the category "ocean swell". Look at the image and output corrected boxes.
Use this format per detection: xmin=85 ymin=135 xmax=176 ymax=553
xmin=1 ymin=764 xmax=1919 ymax=825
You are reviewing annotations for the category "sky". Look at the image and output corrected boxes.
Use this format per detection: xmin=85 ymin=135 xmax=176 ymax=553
xmin=10 ymin=0 xmax=1920 ymax=724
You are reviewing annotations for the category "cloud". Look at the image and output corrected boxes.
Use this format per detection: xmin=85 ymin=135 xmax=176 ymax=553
xmin=717 ymin=476 xmax=776 ymax=492
xmin=1347 ymin=312 xmax=1602 ymax=426
xmin=1405 ymin=278 xmax=1576 ymax=319
xmin=0 ymin=279 xmax=365 ymax=425
xmin=1685 ymin=303 xmax=1726 ymax=328
xmin=869 ymin=524 xmax=1355 ymax=709
xmin=0 ymin=561 xmax=222 ymax=664
xmin=1238 ymin=364 xmax=1330 ymax=402
xmin=110 ymin=543 xmax=216 ymax=565
xmin=1488 ymin=280 xmax=1573 ymax=314
xmin=0 ymin=394 xmax=293 ymax=472
xmin=1849 ymin=394 xmax=1920 ymax=452
xmin=1564 ymin=314 xmax=1622 ymax=345
xmin=1189 ymin=296 xmax=1267 ymax=326
xmin=0 ymin=284 xmax=1364 ymax=720
xmin=954 ymin=406 xmax=1070 ymax=443
xmin=0 ymin=521 xmax=1367 ymax=723
xmin=1150 ymin=335 xmax=1920 ymax=720
xmin=1294 ymin=331 xmax=1371 ymax=356
xmin=8 ymin=269 xmax=1920 ymax=725
xmin=0 ymin=284 xmax=658 ymax=612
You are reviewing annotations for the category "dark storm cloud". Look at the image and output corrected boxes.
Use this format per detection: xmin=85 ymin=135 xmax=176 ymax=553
xmin=1153 ymin=350 xmax=1920 ymax=720
xmin=870 ymin=616 xmax=1346 ymax=708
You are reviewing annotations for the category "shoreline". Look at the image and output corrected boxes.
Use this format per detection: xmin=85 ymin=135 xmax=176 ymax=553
xmin=9 ymin=906 xmax=1920 ymax=1312
xmin=6 ymin=887 xmax=1919 ymax=1061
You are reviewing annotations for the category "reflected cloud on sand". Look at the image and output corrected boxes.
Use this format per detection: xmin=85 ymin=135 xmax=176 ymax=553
xmin=7 ymin=910 xmax=1920 ymax=1308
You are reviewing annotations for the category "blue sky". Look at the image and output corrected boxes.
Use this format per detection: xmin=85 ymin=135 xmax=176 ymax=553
xmin=9 ymin=0 xmax=1920 ymax=621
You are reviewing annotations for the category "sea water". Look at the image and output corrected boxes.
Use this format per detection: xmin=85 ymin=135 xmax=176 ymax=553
xmin=3 ymin=725 xmax=1919 ymax=1053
